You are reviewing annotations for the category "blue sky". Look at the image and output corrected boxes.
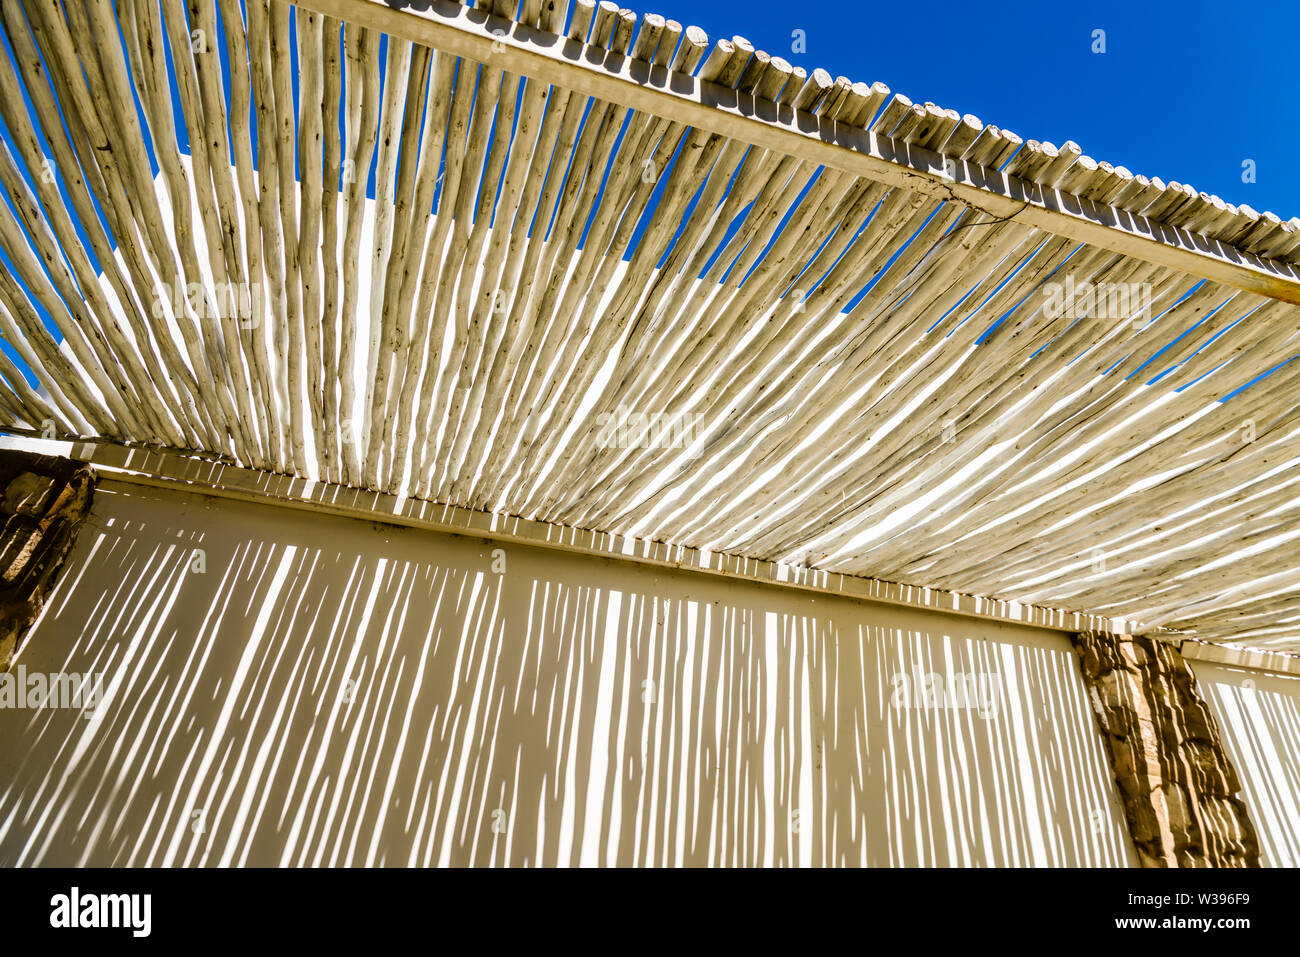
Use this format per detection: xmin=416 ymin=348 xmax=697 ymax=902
xmin=651 ymin=0 xmax=1299 ymax=221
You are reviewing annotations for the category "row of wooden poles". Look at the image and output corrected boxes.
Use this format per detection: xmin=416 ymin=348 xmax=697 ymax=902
xmin=1 ymin=0 xmax=1299 ymax=647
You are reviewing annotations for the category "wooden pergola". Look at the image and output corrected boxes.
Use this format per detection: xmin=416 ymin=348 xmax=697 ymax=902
xmin=2 ymin=0 xmax=1300 ymax=650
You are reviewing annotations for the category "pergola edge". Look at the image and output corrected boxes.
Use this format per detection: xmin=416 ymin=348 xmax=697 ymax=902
xmin=298 ymin=0 xmax=1300 ymax=305
xmin=0 ymin=433 xmax=1153 ymax=640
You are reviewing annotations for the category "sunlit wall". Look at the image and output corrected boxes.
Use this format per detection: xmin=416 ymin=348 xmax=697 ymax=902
xmin=0 ymin=480 xmax=1136 ymax=866
xmin=1191 ymin=660 xmax=1300 ymax=867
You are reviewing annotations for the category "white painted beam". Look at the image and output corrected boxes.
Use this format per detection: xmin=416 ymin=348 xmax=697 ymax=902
xmin=296 ymin=0 xmax=1300 ymax=304
xmin=0 ymin=434 xmax=1144 ymax=637
xmin=1179 ymin=638 xmax=1300 ymax=678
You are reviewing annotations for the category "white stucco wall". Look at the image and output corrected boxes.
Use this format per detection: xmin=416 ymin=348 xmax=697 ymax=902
xmin=1190 ymin=660 xmax=1300 ymax=867
xmin=0 ymin=479 xmax=1135 ymax=866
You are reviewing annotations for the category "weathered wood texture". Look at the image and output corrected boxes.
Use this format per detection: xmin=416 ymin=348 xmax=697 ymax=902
xmin=0 ymin=0 xmax=1299 ymax=650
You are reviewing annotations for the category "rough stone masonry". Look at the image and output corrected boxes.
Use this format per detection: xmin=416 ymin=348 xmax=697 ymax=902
xmin=1072 ymin=630 xmax=1260 ymax=867
xmin=0 ymin=449 xmax=94 ymax=672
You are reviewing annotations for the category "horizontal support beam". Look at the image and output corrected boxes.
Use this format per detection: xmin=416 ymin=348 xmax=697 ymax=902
xmin=296 ymin=0 xmax=1300 ymax=304
xmin=1179 ymin=638 xmax=1300 ymax=678
xmin=13 ymin=436 xmax=1298 ymax=674
xmin=1 ymin=435 xmax=1143 ymax=636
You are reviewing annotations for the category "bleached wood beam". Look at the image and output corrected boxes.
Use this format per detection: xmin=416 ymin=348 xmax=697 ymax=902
xmin=0 ymin=433 xmax=1149 ymax=639
xmin=296 ymin=0 xmax=1300 ymax=304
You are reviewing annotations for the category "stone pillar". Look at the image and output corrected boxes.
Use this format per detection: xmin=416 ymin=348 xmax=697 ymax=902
xmin=1071 ymin=631 xmax=1259 ymax=867
xmin=0 ymin=449 xmax=94 ymax=672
